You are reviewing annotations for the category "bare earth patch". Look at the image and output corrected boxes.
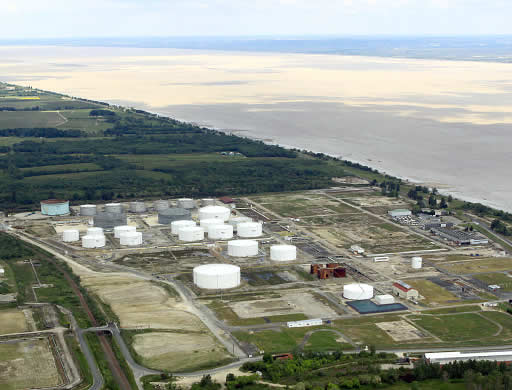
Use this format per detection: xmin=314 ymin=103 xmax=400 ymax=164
xmin=376 ymin=321 xmax=426 ymax=341
xmin=0 ymin=309 xmax=29 ymax=335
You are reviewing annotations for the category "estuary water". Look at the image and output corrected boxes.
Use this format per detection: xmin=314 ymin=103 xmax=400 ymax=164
xmin=1 ymin=46 xmax=512 ymax=211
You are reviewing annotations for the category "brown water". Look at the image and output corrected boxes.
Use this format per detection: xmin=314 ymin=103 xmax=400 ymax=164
xmin=2 ymin=46 xmax=512 ymax=211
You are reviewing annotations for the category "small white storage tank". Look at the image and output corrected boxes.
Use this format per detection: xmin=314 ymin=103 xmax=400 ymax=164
xmin=154 ymin=199 xmax=169 ymax=211
xmin=208 ymin=224 xmax=234 ymax=240
xmin=105 ymin=203 xmax=123 ymax=214
xmin=200 ymin=219 xmax=224 ymax=229
xmin=82 ymin=235 xmax=106 ymax=248
xmin=270 ymin=245 xmax=297 ymax=261
xmin=411 ymin=257 xmax=423 ymax=269
xmin=228 ymin=240 xmax=259 ymax=257
xmin=179 ymin=226 xmax=204 ymax=242
xmin=119 ymin=231 xmax=143 ymax=246
xmin=193 ymin=264 xmax=240 ymax=290
xmin=343 ymin=283 xmax=374 ymax=300
xmin=237 ymin=222 xmax=263 ymax=238
xmin=375 ymin=294 xmax=395 ymax=305
xmin=227 ymin=216 xmax=252 ymax=230
xmin=177 ymin=198 xmax=195 ymax=209
xmin=114 ymin=225 xmax=136 ymax=238
xmin=80 ymin=204 xmax=97 ymax=216
xmin=199 ymin=206 xmax=231 ymax=221
xmin=87 ymin=227 xmax=104 ymax=237
xmin=130 ymin=201 xmax=147 ymax=213
xmin=171 ymin=220 xmax=197 ymax=235
xmin=62 ymin=229 xmax=80 ymax=242
xmin=201 ymin=198 xmax=216 ymax=207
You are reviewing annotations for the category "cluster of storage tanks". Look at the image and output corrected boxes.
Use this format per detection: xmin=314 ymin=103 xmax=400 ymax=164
xmin=62 ymin=225 xmax=142 ymax=248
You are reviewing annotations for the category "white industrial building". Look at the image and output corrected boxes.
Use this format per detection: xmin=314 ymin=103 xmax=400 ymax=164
xmin=179 ymin=226 xmax=204 ymax=242
xmin=171 ymin=220 xmax=197 ymax=235
xmin=287 ymin=319 xmax=323 ymax=328
xmin=228 ymin=240 xmax=259 ymax=257
xmin=343 ymin=283 xmax=374 ymax=300
xmin=208 ymin=224 xmax=234 ymax=240
xmin=375 ymin=294 xmax=395 ymax=305
xmin=393 ymin=281 xmax=419 ymax=300
xmin=80 ymin=204 xmax=97 ymax=216
xmin=388 ymin=209 xmax=412 ymax=218
xmin=270 ymin=245 xmax=297 ymax=261
xmin=82 ymin=235 xmax=106 ymax=248
xmin=199 ymin=206 xmax=231 ymax=221
xmin=425 ymin=351 xmax=512 ymax=365
xmin=62 ymin=229 xmax=80 ymax=243
xmin=193 ymin=264 xmax=241 ymax=289
xmin=114 ymin=225 xmax=136 ymax=238
xmin=177 ymin=198 xmax=196 ymax=209
xmin=374 ymin=256 xmax=389 ymax=262
xmin=237 ymin=222 xmax=263 ymax=238
xmin=119 ymin=231 xmax=143 ymax=246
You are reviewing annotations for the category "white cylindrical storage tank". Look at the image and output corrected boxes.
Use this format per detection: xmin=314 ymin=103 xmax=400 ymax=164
xmin=200 ymin=219 xmax=224 ymax=229
xmin=237 ymin=222 xmax=263 ymax=238
xmin=208 ymin=224 xmax=234 ymax=240
xmin=171 ymin=220 xmax=197 ymax=235
xmin=119 ymin=231 xmax=143 ymax=246
xmin=177 ymin=198 xmax=195 ymax=209
xmin=130 ymin=201 xmax=147 ymax=213
xmin=105 ymin=203 xmax=123 ymax=214
xmin=114 ymin=225 xmax=136 ymax=238
xmin=193 ymin=264 xmax=240 ymax=290
xmin=228 ymin=240 xmax=259 ymax=257
xmin=62 ymin=229 xmax=80 ymax=242
xmin=82 ymin=235 xmax=106 ymax=248
xmin=179 ymin=227 xmax=204 ymax=242
xmin=80 ymin=204 xmax=97 ymax=216
xmin=199 ymin=206 xmax=231 ymax=221
xmin=343 ymin=283 xmax=374 ymax=300
xmin=227 ymin=216 xmax=252 ymax=230
xmin=411 ymin=257 xmax=423 ymax=269
xmin=270 ymin=245 xmax=297 ymax=261
xmin=201 ymin=198 xmax=216 ymax=207
xmin=154 ymin=199 xmax=169 ymax=211
xmin=375 ymin=294 xmax=395 ymax=305
xmin=87 ymin=227 xmax=104 ymax=237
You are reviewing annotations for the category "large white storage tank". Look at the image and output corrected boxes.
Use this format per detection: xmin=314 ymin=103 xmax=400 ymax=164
xmin=114 ymin=225 xmax=136 ymax=238
xmin=227 ymin=216 xmax=252 ymax=230
xmin=177 ymin=198 xmax=195 ymax=209
xmin=193 ymin=264 xmax=240 ymax=290
xmin=82 ymin=235 xmax=106 ymax=248
xmin=62 ymin=229 xmax=80 ymax=242
xmin=171 ymin=220 xmax=197 ymax=235
xmin=199 ymin=206 xmax=231 ymax=221
xmin=179 ymin=227 xmax=204 ymax=242
xmin=270 ymin=245 xmax=297 ymax=261
xmin=154 ymin=199 xmax=169 ymax=211
xmin=343 ymin=283 xmax=374 ymax=300
xmin=237 ymin=222 xmax=263 ymax=238
xmin=411 ymin=257 xmax=423 ymax=269
xmin=208 ymin=224 xmax=234 ymax=240
xmin=200 ymin=219 xmax=224 ymax=229
xmin=119 ymin=231 xmax=143 ymax=246
xmin=228 ymin=240 xmax=259 ymax=257
xmin=87 ymin=227 xmax=104 ymax=237
xmin=105 ymin=203 xmax=123 ymax=214
xmin=130 ymin=201 xmax=147 ymax=213
xmin=80 ymin=204 xmax=97 ymax=216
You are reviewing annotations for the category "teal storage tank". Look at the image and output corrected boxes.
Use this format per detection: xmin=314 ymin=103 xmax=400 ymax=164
xmin=40 ymin=199 xmax=70 ymax=216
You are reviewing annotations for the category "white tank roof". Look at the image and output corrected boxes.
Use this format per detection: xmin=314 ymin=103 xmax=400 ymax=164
xmin=171 ymin=220 xmax=197 ymax=235
xmin=200 ymin=219 xmax=224 ymax=228
xmin=270 ymin=245 xmax=297 ymax=261
xmin=179 ymin=226 xmax=205 ymax=242
xmin=343 ymin=283 xmax=374 ymax=300
xmin=208 ymin=224 xmax=234 ymax=240
xmin=228 ymin=239 xmax=259 ymax=257
xmin=119 ymin=231 xmax=142 ymax=246
xmin=114 ymin=225 xmax=136 ymax=238
xmin=193 ymin=264 xmax=240 ymax=290
xmin=82 ymin=235 xmax=106 ymax=248
xmin=199 ymin=206 xmax=231 ymax=221
xmin=237 ymin=222 xmax=263 ymax=238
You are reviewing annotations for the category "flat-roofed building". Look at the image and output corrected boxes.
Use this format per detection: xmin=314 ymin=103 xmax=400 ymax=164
xmin=425 ymin=351 xmax=512 ymax=365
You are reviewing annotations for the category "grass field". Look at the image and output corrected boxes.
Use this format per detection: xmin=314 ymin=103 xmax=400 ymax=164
xmin=303 ymin=330 xmax=352 ymax=352
xmin=441 ymin=258 xmax=512 ymax=274
xmin=0 ymin=338 xmax=61 ymax=390
xmin=20 ymin=162 xmax=102 ymax=173
xmin=409 ymin=313 xmax=498 ymax=342
xmin=406 ymin=279 xmax=459 ymax=306
xmin=423 ymin=305 xmax=482 ymax=315
xmin=0 ymin=111 xmax=66 ymax=129
xmin=57 ymin=109 xmax=113 ymax=134
xmin=474 ymin=273 xmax=512 ymax=291
xmin=333 ymin=315 xmax=400 ymax=346
xmin=0 ymin=309 xmax=28 ymax=334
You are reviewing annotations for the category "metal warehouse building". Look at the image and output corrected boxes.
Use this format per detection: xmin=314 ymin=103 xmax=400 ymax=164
xmin=40 ymin=199 xmax=70 ymax=216
xmin=425 ymin=351 xmax=512 ymax=365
